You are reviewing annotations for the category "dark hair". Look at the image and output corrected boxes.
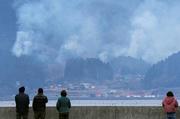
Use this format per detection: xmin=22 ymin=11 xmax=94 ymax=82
xmin=19 ymin=86 xmax=25 ymax=93
xmin=167 ymin=91 xmax=174 ymax=97
xmin=38 ymin=88 xmax=43 ymax=94
xmin=61 ymin=90 xmax=67 ymax=97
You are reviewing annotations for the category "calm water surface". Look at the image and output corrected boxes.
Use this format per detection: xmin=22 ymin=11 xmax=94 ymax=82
xmin=0 ymin=100 xmax=164 ymax=107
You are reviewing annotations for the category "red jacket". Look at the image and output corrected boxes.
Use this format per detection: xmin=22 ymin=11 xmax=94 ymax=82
xmin=162 ymin=96 xmax=178 ymax=113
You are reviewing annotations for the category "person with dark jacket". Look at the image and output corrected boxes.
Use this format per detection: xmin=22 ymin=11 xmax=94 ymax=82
xmin=162 ymin=91 xmax=178 ymax=119
xmin=56 ymin=90 xmax=71 ymax=119
xmin=15 ymin=86 xmax=30 ymax=119
xmin=32 ymin=88 xmax=48 ymax=119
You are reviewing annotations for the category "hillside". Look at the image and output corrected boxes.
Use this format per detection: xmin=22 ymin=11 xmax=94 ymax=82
xmin=64 ymin=58 xmax=113 ymax=81
xmin=144 ymin=51 xmax=180 ymax=89
xmin=110 ymin=56 xmax=151 ymax=76
xmin=64 ymin=56 xmax=151 ymax=82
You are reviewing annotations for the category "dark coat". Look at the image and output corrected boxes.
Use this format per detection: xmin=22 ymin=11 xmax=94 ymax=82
xmin=32 ymin=94 xmax=48 ymax=112
xmin=15 ymin=93 xmax=30 ymax=113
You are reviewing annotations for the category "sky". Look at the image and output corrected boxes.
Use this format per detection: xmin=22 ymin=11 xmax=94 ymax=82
xmin=2 ymin=0 xmax=180 ymax=64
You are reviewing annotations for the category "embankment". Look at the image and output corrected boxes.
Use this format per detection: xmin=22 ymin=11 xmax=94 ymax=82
xmin=0 ymin=106 xmax=179 ymax=119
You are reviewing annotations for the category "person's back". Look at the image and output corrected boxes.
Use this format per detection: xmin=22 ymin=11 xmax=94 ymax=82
xmin=15 ymin=93 xmax=29 ymax=113
xmin=162 ymin=91 xmax=178 ymax=119
xmin=56 ymin=96 xmax=71 ymax=113
xmin=33 ymin=88 xmax=48 ymax=119
xmin=33 ymin=93 xmax=48 ymax=112
xmin=15 ymin=86 xmax=30 ymax=119
xmin=56 ymin=90 xmax=71 ymax=119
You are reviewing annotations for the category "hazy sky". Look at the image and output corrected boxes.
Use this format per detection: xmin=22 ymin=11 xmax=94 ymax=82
xmin=11 ymin=0 xmax=180 ymax=64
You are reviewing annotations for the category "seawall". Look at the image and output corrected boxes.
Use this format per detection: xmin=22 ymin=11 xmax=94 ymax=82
xmin=0 ymin=106 xmax=179 ymax=119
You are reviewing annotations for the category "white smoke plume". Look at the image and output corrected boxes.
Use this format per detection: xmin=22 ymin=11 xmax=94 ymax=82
xmin=12 ymin=0 xmax=180 ymax=63
xmin=128 ymin=0 xmax=180 ymax=63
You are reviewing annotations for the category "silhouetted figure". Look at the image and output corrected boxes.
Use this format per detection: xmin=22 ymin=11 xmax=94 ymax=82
xmin=56 ymin=90 xmax=71 ymax=119
xmin=15 ymin=86 xmax=30 ymax=119
xmin=162 ymin=91 xmax=178 ymax=119
xmin=33 ymin=88 xmax=48 ymax=119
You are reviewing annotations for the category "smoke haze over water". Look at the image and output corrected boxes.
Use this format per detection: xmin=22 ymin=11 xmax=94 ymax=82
xmin=12 ymin=0 xmax=180 ymax=64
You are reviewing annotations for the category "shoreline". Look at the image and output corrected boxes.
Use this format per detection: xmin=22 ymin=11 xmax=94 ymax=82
xmin=0 ymin=99 xmax=164 ymax=107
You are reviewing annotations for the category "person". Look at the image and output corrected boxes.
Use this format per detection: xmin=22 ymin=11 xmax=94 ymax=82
xmin=32 ymin=88 xmax=48 ymax=119
xmin=162 ymin=91 xmax=178 ymax=119
xmin=15 ymin=86 xmax=30 ymax=119
xmin=56 ymin=90 xmax=71 ymax=119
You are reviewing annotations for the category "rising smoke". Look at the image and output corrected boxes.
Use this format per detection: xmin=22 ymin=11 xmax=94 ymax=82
xmin=12 ymin=0 xmax=180 ymax=64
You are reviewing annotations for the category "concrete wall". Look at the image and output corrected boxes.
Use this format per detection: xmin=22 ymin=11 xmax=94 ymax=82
xmin=0 ymin=106 xmax=179 ymax=119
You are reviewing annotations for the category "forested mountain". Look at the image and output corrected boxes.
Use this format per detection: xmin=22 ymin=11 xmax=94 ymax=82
xmin=110 ymin=56 xmax=151 ymax=76
xmin=64 ymin=58 xmax=113 ymax=81
xmin=64 ymin=56 xmax=151 ymax=82
xmin=144 ymin=52 xmax=180 ymax=89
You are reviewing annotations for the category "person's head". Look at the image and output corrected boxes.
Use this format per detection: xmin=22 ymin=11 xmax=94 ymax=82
xmin=166 ymin=91 xmax=174 ymax=97
xmin=19 ymin=86 xmax=25 ymax=93
xmin=61 ymin=90 xmax=67 ymax=97
xmin=38 ymin=88 xmax=43 ymax=94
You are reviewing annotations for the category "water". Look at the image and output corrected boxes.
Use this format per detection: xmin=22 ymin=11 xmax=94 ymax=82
xmin=0 ymin=100 xmax=164 ymax=107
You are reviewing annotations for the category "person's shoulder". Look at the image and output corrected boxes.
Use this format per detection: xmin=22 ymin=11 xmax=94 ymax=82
xmin=66 ymin=97 xmax=70 ymax=100
xmin=42 ymin=95 xmax=48 ymax=100
xmin=15 ymin=94 xmax=19 ymax=98
xmin=43 ymin=95 xmax=48 ymax=98
xmin=24 ymin=93 xmax=29 ymax=98
xmin=33 ymin=95 xmax=39 ymax=99
xmin=25 ymin=93 xmax=29 ymax=96
xmin=57 ymin=97 xmax=62 ymax=101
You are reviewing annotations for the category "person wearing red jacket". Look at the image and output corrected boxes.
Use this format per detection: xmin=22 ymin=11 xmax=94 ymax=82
xmin=162 ymin=91 xmax=178 ymax=119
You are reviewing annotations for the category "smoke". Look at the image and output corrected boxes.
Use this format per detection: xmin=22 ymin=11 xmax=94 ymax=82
xmin=128 ymin=0 xmax=180 ymax=63
xmin=12 ymin=0 xmax=180 ymax=64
